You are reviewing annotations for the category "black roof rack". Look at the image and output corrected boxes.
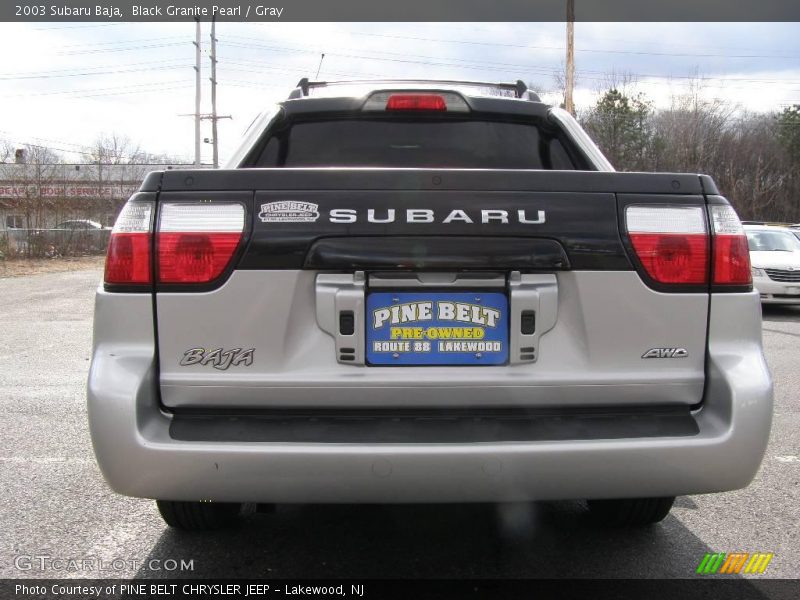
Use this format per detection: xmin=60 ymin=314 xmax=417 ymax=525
xmin=288 ymin=78 xmax=541 ymax=101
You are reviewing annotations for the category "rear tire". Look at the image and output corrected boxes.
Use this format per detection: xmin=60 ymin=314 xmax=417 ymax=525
xmin=156 ymin=500 xmax=244 ymax=531
xmin=586 ymin=497 xmax=675 ymax=527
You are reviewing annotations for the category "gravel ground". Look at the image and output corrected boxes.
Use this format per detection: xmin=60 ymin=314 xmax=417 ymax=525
xmin=0 ymin=256 xmax=105 ymax=278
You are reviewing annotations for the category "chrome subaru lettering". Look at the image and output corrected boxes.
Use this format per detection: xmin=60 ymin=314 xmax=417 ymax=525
xmin=518 ymin=209 xmax=546 ymax=224
xmin=442 ymin=209 xmax=474 ymax=224
xmin=323 ymin=208 xmax=546 ymax=224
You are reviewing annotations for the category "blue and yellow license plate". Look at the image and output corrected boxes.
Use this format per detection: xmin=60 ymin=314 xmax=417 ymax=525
xmin=366 ymin=291 xmax=509 ymax=365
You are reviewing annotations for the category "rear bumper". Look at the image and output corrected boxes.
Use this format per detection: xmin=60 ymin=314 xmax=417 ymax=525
xmin=759 ymin=295 xmax=800 ymax=305
xmin=87 ymin=291 xmax=773 ymax=503
xmin=754 ymin=277 xmax=800 ymax=304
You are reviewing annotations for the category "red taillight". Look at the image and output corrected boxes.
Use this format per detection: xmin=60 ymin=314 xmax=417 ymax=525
xmin=626 ymin=206 xmax=709 ymax=285
xmin=104 ymin=201 xmax=153 ymax=285
xmin=386 ymin=94 xmax=447 ymax=111
xmin=709 ymin=205 xmax=752 ymax=285
xmin=629 ymin=233 xmax=709 ymax=284
xmin=157 ymin=203 xmax=245 ymax=284
xmin=158 ymin=232 xmax=242 ymax=283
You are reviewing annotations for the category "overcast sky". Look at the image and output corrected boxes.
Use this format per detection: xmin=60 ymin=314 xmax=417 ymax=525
xmin=1 ymin=21 xmax=799 ymax=165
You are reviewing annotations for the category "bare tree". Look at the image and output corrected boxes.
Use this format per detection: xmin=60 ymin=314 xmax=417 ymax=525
xmin=82 ymin=133 xmax=145 ymax=165
xmin=2 ymin=144 xmax=64 ymax=257
xmin=0 ymin=139 xmax=15 ymax=163
xmin=578 ymin=75 xmax=799 ymax=221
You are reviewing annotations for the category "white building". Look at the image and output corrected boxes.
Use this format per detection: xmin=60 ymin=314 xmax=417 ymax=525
xmin=0 ymin=163 xmax=204 ymax=232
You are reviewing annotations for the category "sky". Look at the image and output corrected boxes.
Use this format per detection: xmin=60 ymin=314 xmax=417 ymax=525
xmin=1 ymin=21 xmax=799 ymax=166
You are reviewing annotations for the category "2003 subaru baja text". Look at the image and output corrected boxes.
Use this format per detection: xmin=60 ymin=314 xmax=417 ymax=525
xmin=87 ymin=79 xmax=773 ymax=531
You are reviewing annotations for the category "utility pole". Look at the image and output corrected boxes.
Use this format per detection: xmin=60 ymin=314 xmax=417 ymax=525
xmin=210 ymin=16 xmax=220 ymax=168
xmin=565 ymin=0 xmax=575 ymax=115
xmin=193 ymin=18 xmax=201 ymax=167
xmin=181 ymin=17 xmax=231 ymax=167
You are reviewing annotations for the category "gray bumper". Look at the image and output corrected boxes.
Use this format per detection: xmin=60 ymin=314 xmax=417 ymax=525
xmin=754 ymin=277 xmax=800 ymax=304
xmin=87 ymin=291 xmax=773 ymax=503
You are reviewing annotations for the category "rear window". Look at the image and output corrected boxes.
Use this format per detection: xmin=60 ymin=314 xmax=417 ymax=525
xmin=250 ymin=118 xmax=580 ymax=169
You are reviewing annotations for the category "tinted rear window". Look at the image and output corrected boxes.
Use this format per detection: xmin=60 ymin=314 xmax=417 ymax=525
xmin=252 ymin=118 xmax=578 ymax=169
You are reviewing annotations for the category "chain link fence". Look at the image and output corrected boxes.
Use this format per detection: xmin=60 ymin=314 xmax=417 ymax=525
xmin=1 ymin=226 xmax=110 ymax=259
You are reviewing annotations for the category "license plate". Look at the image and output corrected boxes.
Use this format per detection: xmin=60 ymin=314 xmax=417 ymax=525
xmin=786 ymin=287 xmax=800 ymax=295
xmin=366 ymin=291 xmax=508 ymax=365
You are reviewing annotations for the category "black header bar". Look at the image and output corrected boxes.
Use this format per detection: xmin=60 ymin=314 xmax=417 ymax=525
xmin=3 ymin=1 xmax=800 ymax=22
xmin=2 ymin=578 xmax=799 ymax=600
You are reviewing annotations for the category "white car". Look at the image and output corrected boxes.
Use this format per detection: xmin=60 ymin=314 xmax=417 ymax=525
xmin=745 ymin=225 xmax=800 ymax=304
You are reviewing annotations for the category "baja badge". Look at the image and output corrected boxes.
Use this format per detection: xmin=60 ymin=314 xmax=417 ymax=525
xmin=180 ymin=347 xmax=255 ymax=370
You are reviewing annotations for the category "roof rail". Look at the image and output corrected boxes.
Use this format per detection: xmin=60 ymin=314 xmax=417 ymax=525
xmin=288 ymin=78 xmax=540 ymax=101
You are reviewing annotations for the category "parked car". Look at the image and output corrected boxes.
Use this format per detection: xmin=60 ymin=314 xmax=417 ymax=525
xmin=745 ymin=224 xmax=800 ymax=304
xmin=32 ymin=219 xmax=111 ymax=255
xmin=88 ymin=78 xmax=772 ymax=532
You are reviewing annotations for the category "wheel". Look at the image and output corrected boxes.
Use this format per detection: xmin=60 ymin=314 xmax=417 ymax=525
xmin=586 ymin=497 xmax=675 ymax=527
xmin=156 ymin=500 xmax=244 ymax=531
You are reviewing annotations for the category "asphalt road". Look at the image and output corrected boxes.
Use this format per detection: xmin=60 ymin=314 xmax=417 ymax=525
xmin=0 ymin=268 xmax=798 ymax=582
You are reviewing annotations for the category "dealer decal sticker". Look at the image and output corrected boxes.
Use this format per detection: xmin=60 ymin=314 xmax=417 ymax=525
xmin=366 ymin=292 xmax=509 ymax=365
xmin=258 ymin=201 xmax=320 ymax=223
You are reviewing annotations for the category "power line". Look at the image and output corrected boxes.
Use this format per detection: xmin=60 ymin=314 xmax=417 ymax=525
xmin=348 ymin=31 xmax=800 ymax=61
xmin=55 ymin=42 xmax=189 ymax=56
xmin=219 ymin=36 xmax=800 ymax=87
xmin=221 ymin=36 xmax=556 ymax=76
xmin=0 ymin=80 xmax=193 ymax=99
xmin=221 ymin=41 xmax=557 ymax=77
xmin=68 ymin=83 xmax=195 ymax=100
xmin=218 ymin=45 xmax=800 ymax=94
xmin=0 ymin=63 xmax=192 ymax=81
xmin=0 ymin=58 xmax=195 ymax=78
xmin=220 ymin=59 xmax=385 ymax=79
xmin=254 ymin=21 xmax=791 ymax=57
xmin=56 ymin=35 xmax=187 ymax=49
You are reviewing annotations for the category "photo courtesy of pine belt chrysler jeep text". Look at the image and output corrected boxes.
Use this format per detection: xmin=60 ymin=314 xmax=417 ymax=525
xmin=87 ymin=79 xmax=773 ymax=530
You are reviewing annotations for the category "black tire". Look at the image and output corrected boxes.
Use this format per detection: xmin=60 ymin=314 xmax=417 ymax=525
xmin=586 ymin=497 xmax=675 ymax=527
xmin=156 ymin=500 xmax=244 ymax=531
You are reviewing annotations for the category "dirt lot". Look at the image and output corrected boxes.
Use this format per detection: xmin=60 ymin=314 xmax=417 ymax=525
xmin=0 ymin=255 xmax=106 ymax=278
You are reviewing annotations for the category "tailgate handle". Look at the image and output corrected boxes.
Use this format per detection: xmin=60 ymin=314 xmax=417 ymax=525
xmin=339 ymin=311 xmax=355 ymax=335
xmin=521 ymin=310 xmax=536 ymax=335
